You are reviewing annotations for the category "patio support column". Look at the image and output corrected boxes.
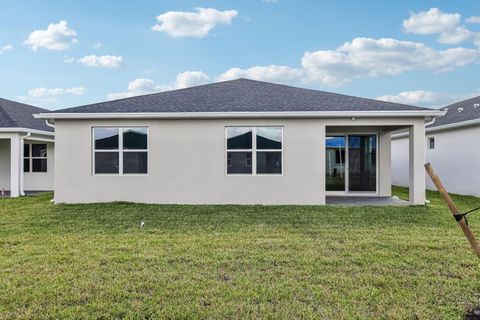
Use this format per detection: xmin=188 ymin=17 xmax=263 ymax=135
xmin=10 ymin=134 xmax=21 ymax=197
xmin=378 ymin=131 xmax=392 ymax=196
xmin=408 ymin=122 xmax=426 ymax=205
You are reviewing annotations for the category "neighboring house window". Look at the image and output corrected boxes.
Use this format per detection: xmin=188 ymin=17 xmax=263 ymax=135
xmin=93 ymin=127 xmax=148 ymax=175
xmin=226 ymin=127 xmax=283 ymax=175
xmin=428 ymin=137 xmax=435 ymax=150
xmin=23 ymin=143 xmax=47 ymax=173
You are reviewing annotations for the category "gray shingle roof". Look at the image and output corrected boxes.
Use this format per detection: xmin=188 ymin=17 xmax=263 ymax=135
xmin=429 ymin=96 xmax=480 ymax=128
xmin=54 ymin=79 xmax=430 ymax=114
xmin=0 ymin=98 xmax=53 ymax=132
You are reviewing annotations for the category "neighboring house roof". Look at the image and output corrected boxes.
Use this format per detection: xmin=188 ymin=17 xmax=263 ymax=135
xmin=428 ymin=96 xmax=480 ymax=128
xmin=0 ymin=98 xmax=53 ymax=132
xmin=46 ymin=79 xmax=434 ymax=115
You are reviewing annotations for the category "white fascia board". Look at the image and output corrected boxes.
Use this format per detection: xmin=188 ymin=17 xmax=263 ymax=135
xmin=35 ymin=110 xmax=446 ymax=120
xmin=25 ymin=136 xmax=55 ymax=142
xmin=392 ymin=117 xmax=480 ymax=139
xmin=0 ymin=127 xmax=54 ymax=136
xmin=426 ymin=118 xmax=480 ymax=133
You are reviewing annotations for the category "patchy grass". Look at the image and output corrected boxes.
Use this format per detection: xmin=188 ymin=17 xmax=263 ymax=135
xmin=0 ymin=187 xmax=480 ymax=319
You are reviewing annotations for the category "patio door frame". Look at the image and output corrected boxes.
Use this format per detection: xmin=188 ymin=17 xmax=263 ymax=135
xmin=325 ymin=132 xmax=379 ymax=196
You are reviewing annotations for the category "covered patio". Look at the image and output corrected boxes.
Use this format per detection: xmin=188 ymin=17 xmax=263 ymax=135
xmin=0 ymin=131 xmax=54 ymax=197
xmin=324 ymin=118 xmax=427 ymax=206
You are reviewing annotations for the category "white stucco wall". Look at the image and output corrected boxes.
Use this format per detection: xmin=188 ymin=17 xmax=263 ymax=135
xmin=392 ymin=124 xmax=480 ymax=196
xmin=53 ymin=117 xmax=425 ymax=204
xmin=24 ymin=140 xmax=54 ymax=191
xmin=0 ymin=139 xmax=10 ymax=191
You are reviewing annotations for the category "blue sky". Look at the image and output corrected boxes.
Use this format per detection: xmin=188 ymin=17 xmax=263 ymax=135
xmin=0 ymin=0 xmax=480 ymax=110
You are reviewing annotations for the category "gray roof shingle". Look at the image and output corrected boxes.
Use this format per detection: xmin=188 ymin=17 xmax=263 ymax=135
xmin=0 ymin=98 xmax=53 ymax=132
xmin=54 ymin=79 xmax=431 ymax=114
xmin=429 ymin=96 xmax=480 ymax=128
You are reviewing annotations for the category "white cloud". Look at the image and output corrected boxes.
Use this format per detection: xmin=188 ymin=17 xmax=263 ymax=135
xmin=403 ymin=8 xmax=480 ymax=47
xmin=376 ymin=90 xmax=479 ymax=107
xmin=217 ymin=37 xmax=480 ymax=87
xmin=403 ymin=8 xmax=460 ymax=34
xmin=438 ymin=26 xmax=474 ymax=44
xmin=93 ymin=42 xmax=102 ymax=49
xmin=0 ymin=44 xmax=13 ymax=54
xmin=217 ymin=65 xmax=304 ymax=83
xmin=106 ymin=91 xmax=141 ymax=100
xmin=17 ymin=95 xmax=57 ymax=108
xmin=152 ymin=7 xmax=238 ymax=37
xmin=107 ymin=71 xmax=210 ymax=100
xmin=466 ymin=16 xmax=480 ymax=24
xmin=24 ymin=20 xmax=77 ymax=51
xmin=377 ymin=90 xmax=442 ymax=105
xmin=127 ymin=78 xmax=156 ymax=91
xmin=171 ymin=70 xmax=210 ymax=88
xmin=27 ymin=86 xmax=86 ymax=98
xmin=76 ymin=55 xmax=123 ymax=68
xmin=305 ymin=38 xmax=480 ymax=85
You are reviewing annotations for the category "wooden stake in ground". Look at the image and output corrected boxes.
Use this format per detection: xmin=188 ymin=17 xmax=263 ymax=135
xmin=425 ymin=163 xmax=480 ymax=259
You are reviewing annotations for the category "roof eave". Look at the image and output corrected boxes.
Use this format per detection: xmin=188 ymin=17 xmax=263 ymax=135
xmin=0 ymin=127 xmax=54 ymax=136
xmin=427 ymin=117 xmax=480 ymax=133
xmin=35 ymin=110 xmax=446 ymax=120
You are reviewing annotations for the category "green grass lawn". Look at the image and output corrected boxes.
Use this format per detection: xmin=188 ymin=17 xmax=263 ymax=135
xmin=1 ymin=187 xmax=480 ymax=319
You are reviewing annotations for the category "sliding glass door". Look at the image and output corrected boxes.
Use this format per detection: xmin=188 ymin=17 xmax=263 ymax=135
xmin=325 ymin=136 xmax=346 ymax=191
xmin=347 ymin=135 xmax=377 ymax=192
xmin=325 ymin=134 xmax=377 ymax=194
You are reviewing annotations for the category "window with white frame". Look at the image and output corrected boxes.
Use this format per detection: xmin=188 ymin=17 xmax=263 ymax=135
xmin=24 ymin=143 xmax=48 ymax=173
xmin=93 ymin=127 xmax=148 ymax=175
xmin=226 ymin=127 xmax=283 ymax=175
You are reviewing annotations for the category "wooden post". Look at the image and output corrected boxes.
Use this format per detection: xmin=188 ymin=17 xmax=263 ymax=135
xmin=425 ymin=163 xmax=480 ymax=259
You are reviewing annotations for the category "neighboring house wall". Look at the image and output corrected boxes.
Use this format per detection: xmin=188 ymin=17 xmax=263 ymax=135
xmin=0 ymin=139 xmax=10 ymax=190
xmin=0 ymin=137 xmax=54 ymax=192
xmin=392 ymin=125 xmax=480 ymax=196
xmin=391 ymin=135 xmax=409 ymax=188
xmin=53 ymin=117 xmax=423 ymax=204
xmin=24 ymin=140 xmax=54 ymax=191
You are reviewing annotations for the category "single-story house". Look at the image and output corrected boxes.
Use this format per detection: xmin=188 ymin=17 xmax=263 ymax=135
xmin=35 ymin=79 xmax=444 ymax=205
xmin=0 ymin=98 xmax=54 ymax=196
xmin=392 ymin=95 xmax=480 ymax=196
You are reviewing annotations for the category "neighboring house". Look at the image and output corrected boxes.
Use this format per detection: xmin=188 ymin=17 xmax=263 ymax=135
xmin=0 ymin=98 xmax=54 ymax=196
xmin=36 ymin=79 xmax=444 ymax=205
xmin=392 ymin=96 xmax=480 ymax=197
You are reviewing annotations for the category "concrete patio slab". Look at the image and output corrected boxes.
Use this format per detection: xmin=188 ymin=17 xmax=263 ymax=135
xmin=326 ymin=196 xmax=409 ymax=206
xmin=0 ymin=191 xmax=50 ymax=198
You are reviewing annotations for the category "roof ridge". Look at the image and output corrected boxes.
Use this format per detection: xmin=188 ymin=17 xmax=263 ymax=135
xmin=56 ymin=79 xmax=252 ymax=113
xmin=235 ymin=78 xmax=432 ymax=110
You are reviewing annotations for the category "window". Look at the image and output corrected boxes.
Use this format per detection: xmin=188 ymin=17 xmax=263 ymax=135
xmin=93 ymin=127 xmax=148 ymax=175
xmin=428 ymin=137 xmax=435 ymax=150
xmin=23 ymin=143 xmax=47 ymax=173
xmin=226 ymin=127 xmax=283 ymax=175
